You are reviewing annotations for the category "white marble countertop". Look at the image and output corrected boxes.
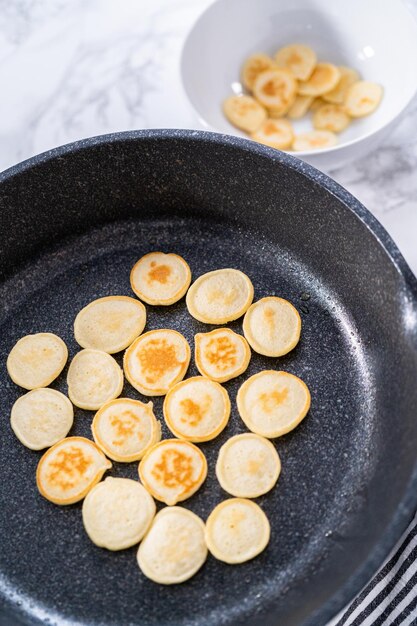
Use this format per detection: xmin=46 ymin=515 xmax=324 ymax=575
xmin=0 ymin=0 xmax=416 ymax=277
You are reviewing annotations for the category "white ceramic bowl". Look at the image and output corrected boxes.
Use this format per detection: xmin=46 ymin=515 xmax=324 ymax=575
xmin=181 ymin=0 xmax=417 ymax=171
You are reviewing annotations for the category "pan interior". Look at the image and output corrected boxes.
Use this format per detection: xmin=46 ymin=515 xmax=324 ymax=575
xmin=0 ymin=214 xmax=375 ymax=626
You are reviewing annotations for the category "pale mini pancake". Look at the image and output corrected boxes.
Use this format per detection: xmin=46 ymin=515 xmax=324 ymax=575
xmin=194 ymin=328 xmax=251 ymax=383
xmin=186 ymin=269 xmax=254 ymax=324
xmin=287 ymin=94 xmax=314 ymax=120
xmin=292 ymin=130 xmax=337 ymax=151
xmin=322 ymin=66 xmax=360 ymax=104
xmin=216 ymin=433 xmax=281 ymax=498
xmin=345 ymin=81 xmax=383 ymax=117
xmin=7 ymin=332 xmax=68 ymax=390
xmin=130 ymin=252 xmax=191 ymax=306
xmin=137 ymin=506 xmax=207 ymax=584
xmin=67 ymin=349 xmax=124 ymax=410
xmin=124 ymin=329 xmax=190 ymax=396
xmin=82 ymin=477 xmax=156 ymax=550
xmin=205 ymin=498 xmax=270 ymax=564
xmin=163 ymin=376 xmax=230 ymax=442
xmin=36 ymin=436 xmax=112 ymax=505
xmin=139 ymin=439 xmax=207 ymax=505
xmin=243 ymin=296 xmax=301 ymax=357
xmin=92 ymin=397 xmax=161 ymax=462
xmin=237 ymin=370 xmax=311 ymax=438
xmin=241 ymin=53 xmax=276 ymax=92
xmin=10 ymin=388 xmax=74 ymax=450
xmin=274 ymin=44 xmax=317 ymax=81
xmin=74 ymin=296 xmax=146 ymax=354
xmin=312 ymin=103 xmax=350 ymax=133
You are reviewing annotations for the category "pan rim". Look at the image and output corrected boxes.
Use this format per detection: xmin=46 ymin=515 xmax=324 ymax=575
xmin=1 ymin=128 xmax=417 ymax=626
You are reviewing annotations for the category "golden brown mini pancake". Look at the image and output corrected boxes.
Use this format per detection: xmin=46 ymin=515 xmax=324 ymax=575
xmin=253 ymin=69 xmax=297 ymax=116
xmin=7 ymin=332 xmax=68 ymax=390
xmin=10 ymin=388 xmax=73 ymax=450
xmin=36 ymin=436 xmax=112 ymax=505
xmin=223 ymin=95 xmax=267 ymax=132
xmin=163 ymin=376 xmax=230 ymax=442
xmin=74 ymin=296 xmax=146 ymax=353
xmin=92 ymin=397 xmax=161 ymax=462
xmin=138 ymin=439 xmax=207 ymax=505
xmin=251 ymin=118 xmax=294 ymax=150
xmin=67 ymin=349 xmax=124 ymax=410
xmin=195 ymin=328 xmax=251 ymax=383
xmin=298 ymin=63 xmax=341 ymax=96
xmin=123 ymin=329 xmax=190 ymax=396
xmin=137 ymin=507 xmax=207 ymax=584
xmin=205 ymin=498 xmax=270 ymax=564
xmin=130 ymin=252 xmax=191 ymax=306
xmin=237 ymin=370 xmax=311 ymax=438
xmin=186 ymin=269 xmax=254 ymax=324
xmin=243 ymin=296 xmax=301 ymax=357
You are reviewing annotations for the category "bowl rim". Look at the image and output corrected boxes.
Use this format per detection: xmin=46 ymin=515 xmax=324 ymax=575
xmin=1 ymin=128 xmax=417 ymax=626
xmin=179 ymin=0 xmax=417 ymax=157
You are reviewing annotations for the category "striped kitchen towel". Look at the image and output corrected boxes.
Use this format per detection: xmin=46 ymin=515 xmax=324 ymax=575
xmin=330 ymin=513 xmax=417 ymax=626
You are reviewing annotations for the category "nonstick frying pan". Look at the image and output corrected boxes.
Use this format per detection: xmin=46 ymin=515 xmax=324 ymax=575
xmin=1 ymin=130 xmax=417 ymax=626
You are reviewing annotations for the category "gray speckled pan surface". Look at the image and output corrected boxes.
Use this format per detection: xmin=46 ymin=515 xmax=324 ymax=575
xmin=0 ymin=130 xmax=417 ymax=626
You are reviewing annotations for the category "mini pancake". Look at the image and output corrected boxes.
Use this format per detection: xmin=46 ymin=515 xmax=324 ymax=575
xmin=74 ymin=296 xmax=146 ymax=353
xmin=82 ymin=477 xmax=156 ymax=550
xmin=10 ymin=388 xmax=74 ymax=450
xmin=130 ymin=252 xmax=191 ymax=306
xmin=241 ymin=53 xmax=276 ymax=92
xmin=274 ymin=44 xmax=317 ymax=81
xmin=67 ymin=349 xmax=124 ymax=410
xmin=205 ymin=498 xmax=270 ymax=564
xmin=137 ymin=506 xmax=207 ymax=584
xmin=7 ymin=332 xmax=68 ymax=390
xmin=253 ymin=69 xmax=297 ymax=117
xmin=36 ymin=436 xmax=112 ymax=505
xmin=92 ymin=397 xmax=161 ymax=462
xmin=322 ymin=66 xmax=360 ymax=104
xmin=292 ymin=129 xmax=338 ymax=151
xmin=216 ymin=433 xmax=281 ymax=498
xmin=250 ymin=118 xmax=294 ymax=150
xmin=186 ymin=269 xmax=254 ymax=324
xmin=313 ymin=103 xmax=350 ymax=133
xmin=223 ymin=95 xmax=267 ymax=133
xmin=124 ymin=329 xmax=190 ymax=396
xmin=243 ymin=296 xmax=301 ymax=357
xmin=345 ymin=81 xmax=383 ymax=117
xmin=237 ymin=370 xmax=311 ymax=438
xmin=138 ymin=439 xmax=207 ymax=505
xmin=287 ymin=94 xmax=313 ymax=120
xmin=194 ymin=328 xmax=251 ymax=383
xmin=163 ymin=376 xmax=230 ymax=442
xmin=298 ymin=63 xmax=341 ymax=97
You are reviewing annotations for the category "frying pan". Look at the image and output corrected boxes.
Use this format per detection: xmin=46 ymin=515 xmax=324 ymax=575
xmin=1 ymin=130 xmax=417 ymax=626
